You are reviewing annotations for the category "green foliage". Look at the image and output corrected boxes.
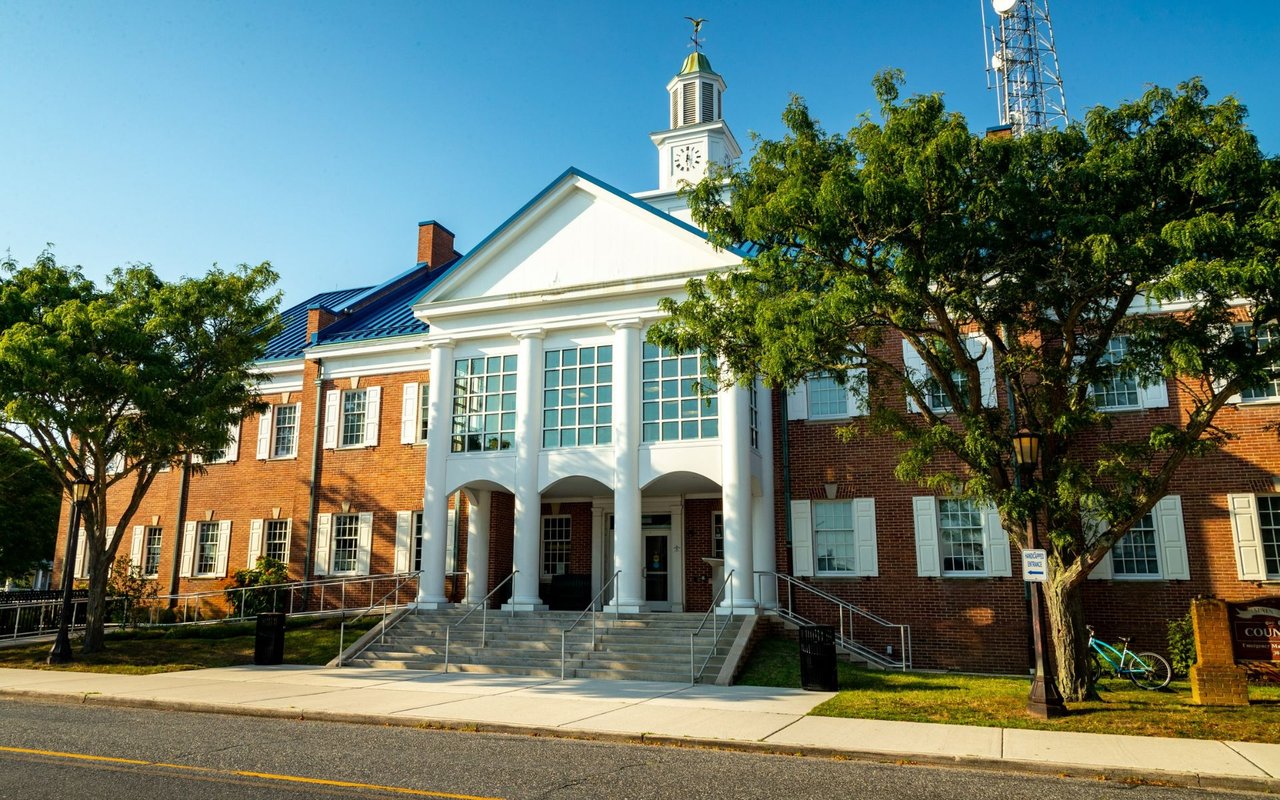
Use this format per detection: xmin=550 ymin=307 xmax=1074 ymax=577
xmin=225 ymin=557 xmax=291 ymax=617
xmin=105 ymin=555 xmax=159 ymax=628
xmin=0 ymin=436 xmax=60 ymax=579
xmin=1167 ymin=612 xmax=1198 ymax=677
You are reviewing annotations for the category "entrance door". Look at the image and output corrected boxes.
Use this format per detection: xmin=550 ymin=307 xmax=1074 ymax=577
xmin=644 ymin=533 xmax=670 ymax=607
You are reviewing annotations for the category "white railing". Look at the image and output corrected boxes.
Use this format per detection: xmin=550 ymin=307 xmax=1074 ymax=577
xmin=0 ymin=596 xmax=132 ymax=640
xmin=559 ymin=570 xmax=622 ymax=679
xmin=757 ymin=571 xmax=912 ymax=671
xmin=335 ymin=571 xmax=421 ymax=665
xmin=689 ymin=569 xmax=735 ymax=684
xmin=152 ymin=572 xmax=424 ymax=625
xmin=443 ymin=570 xmax=517 ymax=673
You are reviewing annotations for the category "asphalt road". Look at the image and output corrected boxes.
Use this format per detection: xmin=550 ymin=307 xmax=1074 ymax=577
xmin=0 ymin=699 xmax=1257 ymax=799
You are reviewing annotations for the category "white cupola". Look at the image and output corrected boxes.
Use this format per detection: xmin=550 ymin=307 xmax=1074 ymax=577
xmin=647 ymin=51 xmax=741 ymax=197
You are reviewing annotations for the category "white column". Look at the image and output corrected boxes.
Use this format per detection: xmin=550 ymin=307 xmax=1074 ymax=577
xmin=463 ymin=488 xmax=490 ymax=605
xmin=608 ymin=320 xmax=644 ymax=613
xmin=751 ymin=379 xmax=779 ymax=609
xmin=417 ymin=339 xmax=453 ymax=607
xmin=720 ymin=379 xmax=757 ymax=614
xmin=506 ymin=329 xmax=547 ymax=611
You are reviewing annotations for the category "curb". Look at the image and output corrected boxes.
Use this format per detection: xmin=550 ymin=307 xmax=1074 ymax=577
xmin=2 ymin=688 xmax=1277 ymax=796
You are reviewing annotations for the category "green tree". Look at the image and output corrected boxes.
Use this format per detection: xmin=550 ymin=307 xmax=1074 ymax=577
xmin=0 ymin=435 xmax=60 ymax=582
xmin=651 ymin=74 xmax=1280 ymax=700
xmin=0 ymin=251 xmax=281 ymax=652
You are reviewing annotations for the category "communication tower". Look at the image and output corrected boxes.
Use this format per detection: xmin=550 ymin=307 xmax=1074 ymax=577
xmin=982 ymin=0 xmax=1068 ymax=135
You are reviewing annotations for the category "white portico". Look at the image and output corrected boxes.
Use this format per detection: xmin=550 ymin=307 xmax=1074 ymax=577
xmin=411 ymin=51 xmax=774 ymax=615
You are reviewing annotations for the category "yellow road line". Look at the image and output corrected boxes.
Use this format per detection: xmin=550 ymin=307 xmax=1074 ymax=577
xmin=0 ymin=745 xmax=503 ymax=799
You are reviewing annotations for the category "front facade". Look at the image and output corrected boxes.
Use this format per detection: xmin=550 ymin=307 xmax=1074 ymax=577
xmin=57 ymin=51 xmax=1280 ymax=673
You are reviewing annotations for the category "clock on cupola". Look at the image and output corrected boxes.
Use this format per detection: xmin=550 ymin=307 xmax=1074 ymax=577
xmin=649 ymin=41 xmax=741 ymax=192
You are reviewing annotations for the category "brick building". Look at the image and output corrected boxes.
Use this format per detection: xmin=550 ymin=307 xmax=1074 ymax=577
xmin=55 ymin=50 xmax=1280 ymax=674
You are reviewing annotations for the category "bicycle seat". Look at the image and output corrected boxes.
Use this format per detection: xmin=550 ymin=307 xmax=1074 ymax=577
xmin=1086 ymin=625 xmax=1096 ymax=634
xmin=1117 ymin=636 xmax=1132 ymax=644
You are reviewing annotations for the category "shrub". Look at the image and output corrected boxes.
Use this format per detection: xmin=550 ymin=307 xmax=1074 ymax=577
xmin=1167 ymin=612 xmax=1197 ymax=677
xmin=106 ymin=556 xmax=158 ymax=629
xmin=225 ymin=557 xmax=291 ymax=617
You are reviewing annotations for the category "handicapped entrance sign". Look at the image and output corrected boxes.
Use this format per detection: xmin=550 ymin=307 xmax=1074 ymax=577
xmin=1021 ymin=549 xmax=1048 ymax=583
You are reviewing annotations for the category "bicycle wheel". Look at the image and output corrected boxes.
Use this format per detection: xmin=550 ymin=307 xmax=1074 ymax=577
xmin=1127 ymin=652 xmax=1172 ymax=690
xmin=1089 ymin=653 xmax=1106 ymax=685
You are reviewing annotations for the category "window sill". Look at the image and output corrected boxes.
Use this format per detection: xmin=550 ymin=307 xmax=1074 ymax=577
xmin=336 ymin=444 xmax=370 ymax=451
xmin=814 ymin=573 xmax=867 ymax=579
xmin=806 ymin=414 xmax=855 ymax=423
xmin=1234 ymin=396 xmax=1280 ymax=407
xmin=268 ymin=455 xmax=298 ymax=461
xmin=940 ymin=573 xmax=992 ymax=580
xmin=1096 ymin=405 xmax=1144 ymax=414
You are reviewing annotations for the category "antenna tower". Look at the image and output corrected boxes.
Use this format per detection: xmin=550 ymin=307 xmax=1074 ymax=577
xmin=982 ymin=0 xmax=1068 ymax=135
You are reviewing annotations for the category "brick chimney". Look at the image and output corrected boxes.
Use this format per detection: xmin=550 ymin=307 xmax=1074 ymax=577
xmin=417 ymin=220 xmax=456 ymax=268
xmin=306 ymin=304 xmax=338 ymax=342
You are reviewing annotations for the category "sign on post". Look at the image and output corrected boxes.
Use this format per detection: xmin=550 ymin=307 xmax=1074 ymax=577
xmin=1229 ymin=599 xmax=1280 ymax=682
xmin=1021 ymin=548 xmax=1047 ymax=583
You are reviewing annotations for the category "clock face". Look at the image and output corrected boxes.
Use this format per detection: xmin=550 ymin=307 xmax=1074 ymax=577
xmin=673 ymin=144 xmax=704 ymax=173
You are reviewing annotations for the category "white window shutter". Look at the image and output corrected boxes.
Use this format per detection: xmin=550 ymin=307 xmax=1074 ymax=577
xmin=1212 ymin=375 xmax=1243 ymax=405
xmin=322 ymin=390 xmax=340 ymax=449
xmin=853 ymin=498 xmax=878 ymax=577
xmin=446 ymin=500 xmax=458 ymax=573
xmin=790 ymin=500 xmax=814 ymax=577
xmin=902 ymin=340 xmax=925 ymax=413
xmin=913 ymin=496 xmax=941 ymax=577
xmin=129 ymin=525 xmax=145 ymax=569
xmin=256 ymin=408 xmax=273 ymax=460
xmin=248 ymin=519 xmax=264 ymax=567
xmin=1228 ymin=494 xmax=1267 ymax=580
xmin=1139 ymin=378 xmax=1170 ymax=409
xmin=1085 ymin=515 xmax=1113 ymax=579
xmin=394 ymin=511 xmax=413 ymax=573
xmin=281 ymin=519 xmax=293 ymax=567
xmin=982 ymin=505 xmax=1012 ymax=577
xmin=400 ymin=382 xmax=419 ymax=444
xmin=179 ymin=521 xmax=197 ymax=577
xmin=314 ymin=513 xmax=332 ymax=576
xmin=364 ymin=386 xmax=382 ymax=447
xmin=786 ymin=382 xmax=808 ymax=421
xmin=969 ymin=335 xmax=997 ymax=408
xmin=1155 ymin=495 xmax=1189 ymax=580
xmin=106 ymin=454 xmax=124 ymax=475
xmin=74 ymin=529 xmax=87 ymax=579
xmin=214 ymin=520 xmax=232 ymax=577
xmin=224 ymin=420 xmax=240 ymax=462
xmin=356 ymin=512 xmax=374 ymax=575
xmin=847 ymin=366 xmax=869 ymax=417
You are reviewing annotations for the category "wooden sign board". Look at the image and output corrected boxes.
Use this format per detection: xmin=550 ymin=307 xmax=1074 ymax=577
xmin=1229 ymin=598 xmax=1280 ymax=682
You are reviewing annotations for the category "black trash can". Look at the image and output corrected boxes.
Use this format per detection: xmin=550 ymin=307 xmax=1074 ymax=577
xmin=254 ymin=612 xmax=286 ymax=665
xmin=798 ymin=624 xmax=838 ymax=691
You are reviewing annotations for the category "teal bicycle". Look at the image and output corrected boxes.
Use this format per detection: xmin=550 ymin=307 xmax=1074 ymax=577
xmin=1087 ymin=625 xmax=1172 ymax=690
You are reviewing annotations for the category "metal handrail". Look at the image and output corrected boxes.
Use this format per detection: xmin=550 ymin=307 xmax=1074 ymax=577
xmin=336 ymin=571 xmax=421 ymax=665
xmin=2 ymin=596 xmax=131 ymax=640
xmin=443 ymin=570 xmax=517 ymax=673
xmin=757 ymin=571 xmax=912 ymax=670
xmin=559 ymin=570 xmax=621 ymax=679
xmin=689 ymin=569 xmax=735 ymax=684
xmin=153 ymin=571 xmax=422 ymax=624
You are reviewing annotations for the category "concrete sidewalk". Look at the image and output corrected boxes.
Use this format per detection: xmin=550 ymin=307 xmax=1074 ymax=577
xmin=2 ymin=665 xmax=1277 ymax=794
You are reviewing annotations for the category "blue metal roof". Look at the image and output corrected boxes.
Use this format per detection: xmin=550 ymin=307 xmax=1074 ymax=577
xmin=314 ymin=272 xmax=435 ymax=346
xmin=261 ymin=286 xmax=370 ymax=361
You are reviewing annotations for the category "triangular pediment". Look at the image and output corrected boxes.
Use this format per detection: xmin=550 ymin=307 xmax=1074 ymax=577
xmin=418 ymin=169 xmax=739 ymax=307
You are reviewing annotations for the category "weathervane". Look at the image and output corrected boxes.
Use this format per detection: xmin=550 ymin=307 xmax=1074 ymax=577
xmin=685 ymin=16 xmax=707 ymax=52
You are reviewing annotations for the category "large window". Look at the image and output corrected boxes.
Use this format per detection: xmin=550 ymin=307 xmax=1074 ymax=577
xmin=711 ymin=512 xmax=724 ymax=559
xmin=543 ymin=345 xmax=613 ymax=448
xmin=1239 ymin=324 xmax=1279 ymax=401
xmin=814 ymin=501 xmax=857 ymax=575
xmin=340 ymin=390 xmax=367 ymax=447
xmin=939 ymin=499 xmax=985 ymax=575
xmin=196 ymin=522 xmax=220 ymax=576
xmin=1259 ymin=496 xmax=1280 ymax=577
xmin=925 ymin=372 xmax=968 ymax=414
xmin=273 ymin=404 xmax=299 ymax=458
xmin=541 ymin=515 xmax=572 ymax=577
xmin=1092 ymin=337 xmax=1140 ymax=410
xmin=265 ymin=519 xmax=290 ymax=563
xmin=642 ymin=343 xmax=717 ymax=443
xmin=452 ymin=355 xmax=517 ymax=453
xmin=1111 ymin=512 xmax=1159 ymax=577
xmin=142 ymin=527 xmax=162 ymax=577
xmin=807 ymin=374 xmax=848 ymax=419
xmin=331 ymin=514 xmax=360 ymax=573
xmin=419 ymin=383 xmax=431 ymax=442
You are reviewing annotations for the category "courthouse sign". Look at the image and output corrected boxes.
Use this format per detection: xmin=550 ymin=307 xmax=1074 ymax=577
xmin=1229 ymin=598 xmax=1280 ymax=663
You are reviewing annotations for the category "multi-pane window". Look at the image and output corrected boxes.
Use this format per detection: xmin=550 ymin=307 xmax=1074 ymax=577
xmin=939 ymin=499 xmax=985 ymax=574
xmin=264 ymin=519 xmax=290 ymax=563
xmin=711 ymin=512 xmax=724 ymax=559
xmin=1112 ymin=512 xmax=1160 ymax=576
xmin=807 ymin=374 xmax=848 ymax=418
xmin=541 ymin=516 xmax=572 ymax=577
xmin=1092 ymin=337 xmax=1140 ymax=410
xmin=142 ymin=527 xmax=162 ymax=577
xmin=331 ymin=514 xmax=360 ymax=573
xmin=642 ymin=343 xmax=718 ymax=443
xmin=926 ymin=372 xmax=968 ymax=414
xmin=1239 ymin=324 xmax=1279 ymax=401
xmin=273 ymin=404 xmax=299 ymax=458
xmin=340 ymin=390 xmax=366 ymax=447
xmin=543 ymin=346 xmax=613 ymax=448
xmin=413 ymin=512 xmax=424 ymax=572
xmin=452 ymin=355 xmax=517 ymax=453
xmin=419 ymin=383 xmax=431 ymax=442
xmin=814 ymin=501 xmax=857 ymax=574
xmin=1258 ymin=496 xmax=1280 ymax=577
xmin=196 ymin=522 xmax=220 ymax=576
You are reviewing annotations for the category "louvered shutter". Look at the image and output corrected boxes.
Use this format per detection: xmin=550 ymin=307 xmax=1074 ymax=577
xmin=322 ymin=390 xmax=340 ymax=449
xmin=1139 ymin=378 xmax=1170 ymax=409
xmin=129 ymin=525 xmax=145 ymax=569
xmin=847 ymin=366 xmax=869 ymax=417
xmin=968 ymin=335 xmax=997 ymax=408
xmin=790 ymin=500 xmax=814 ymax=577
xmin=248 ymin=519 xmax=264 ymax=567
xmin=902 ymin=340 xmax=926 ymax=413
xmin=214 ymin=521 xmax=231 ymax=576
xmin=395 ymin=511 xmax=413 ymax=573
xmin=256 ymin=408 xmax=273 ymax=459
xmin=1228 ymin=494 xmax=1267 ymax=580
xmin=73 ymin=529 xmax=87 ymax=579
xmin=1155 ymin=495 xmax=1189 ymax=580
xmin=179 ymin=521 xmax=197 ymax=577
xmin=982 ymin=505 xmax=1012 ymax=577
xmin=853 ymin=498 xmax=878 ymax=577
xmin=913 ymin=497 xmax=941 ymax=577
xmin=400 ymin=382 xmax=419 ymax=444
xmin=1087 ymin=516 xmax=1114 ymax=580
xmin=223 ymin=420 xmax=240 ymax=462
xmin=314 ymin=513 xmax=332 ymax=576
xmin=364 ymin=386 xmax=381 ymax=447
xmin=786 ymin=382 xmax=808 ymax=421
xmin=280 ymin=519 xmax=293 ymax=567
xmin=355 ymin=512 xmax=374 ymax=575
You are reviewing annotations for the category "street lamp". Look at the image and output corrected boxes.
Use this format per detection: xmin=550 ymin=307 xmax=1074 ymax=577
xmin=48 ymin=479 xmax=91 ymax=664
xmin=1012 ymin=428 xmax=1067 ymax=719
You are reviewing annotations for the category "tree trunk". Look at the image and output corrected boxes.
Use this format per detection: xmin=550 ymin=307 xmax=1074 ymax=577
xmin=81 ymin=549 xmax=111 ymax=653
xmin=1043 ymin=576 xmax=1091 ymax=701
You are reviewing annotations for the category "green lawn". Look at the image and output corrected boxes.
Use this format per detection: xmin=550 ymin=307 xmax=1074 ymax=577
xmin=737 ymin=637 xmax=1280 ymax=744
xmin=0 ymin=616 xmax=379 ymax=675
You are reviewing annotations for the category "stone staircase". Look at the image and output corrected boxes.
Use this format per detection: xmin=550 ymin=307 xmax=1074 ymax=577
xmin=344 ymin=609 xmax=745 ymax=683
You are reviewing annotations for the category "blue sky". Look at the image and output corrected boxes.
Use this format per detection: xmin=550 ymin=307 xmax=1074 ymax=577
xmin=2 ymin=1 xmax=1276 ymax=308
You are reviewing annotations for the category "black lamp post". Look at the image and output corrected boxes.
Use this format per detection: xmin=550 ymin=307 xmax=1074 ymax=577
xmin=1012 ymin=428 xmax=1067 ymax=719
xmin=48 ymin=479 xmax=91 ymax=664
